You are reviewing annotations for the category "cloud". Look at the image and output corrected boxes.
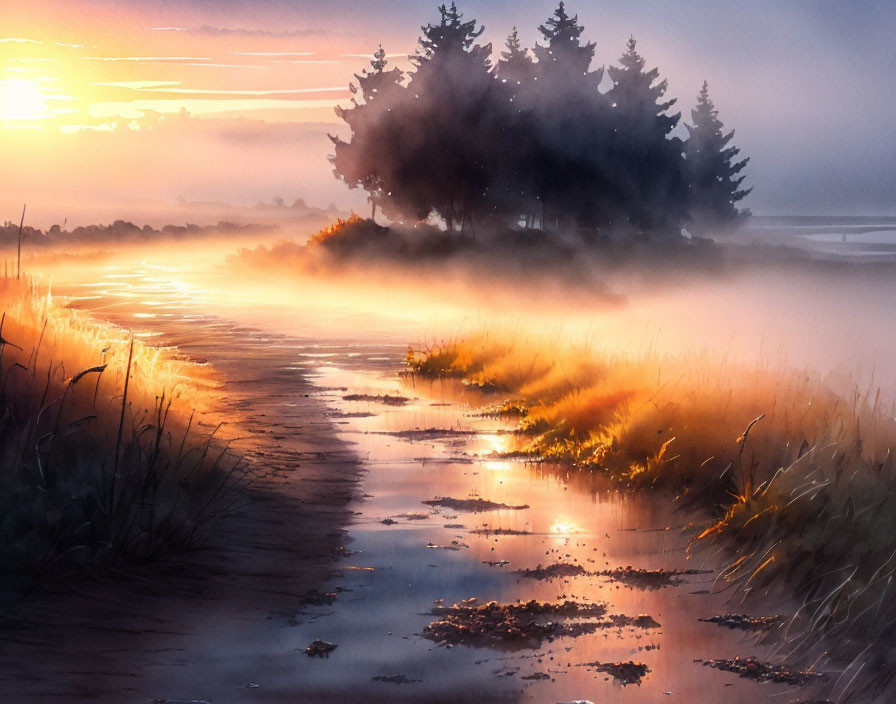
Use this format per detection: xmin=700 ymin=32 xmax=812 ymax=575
xmin=341 ymin=53 xmax=407 ymax=59
xmin=157 ymin=86 xmax=345 ymax=95
xmin=82 ymin=56 xmax=214 ymax=62
xmin=178 ymin=63 xmax=270 ymax=69
xmin=0 ymin=38 xmax=97 ymax=48
xmin=270 ymin=60 xmax=343 ymax=64
xmin=82 ymin=57 xmax=273 ymax=69
xmin=87 ymin=97 xmax=342 ymax=120
xmin=230 ymin=51 xmax=314 ymax=56
xmin=95 ymin=85 xmax=345 ymax=96
xmin=94 ymin=81 xmax=183 ymax=89
xmin=149 ymin=25 xmax=351 ymax=38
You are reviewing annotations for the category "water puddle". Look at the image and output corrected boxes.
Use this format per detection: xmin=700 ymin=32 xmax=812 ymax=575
xmin=286 ymin=360 xmax=800 ymax=702
xmin=50 ymin=256 xmax=808 ymax=702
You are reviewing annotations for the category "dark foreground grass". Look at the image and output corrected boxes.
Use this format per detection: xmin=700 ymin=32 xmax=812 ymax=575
xmin=0 ymin=279 xmax=247 ymax=601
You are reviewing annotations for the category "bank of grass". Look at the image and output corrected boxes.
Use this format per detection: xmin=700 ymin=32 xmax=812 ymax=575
xmin=407 ymin=333 xmax=896 ymax=688
xmin=0 ymin=278 xmax=247 ymax=600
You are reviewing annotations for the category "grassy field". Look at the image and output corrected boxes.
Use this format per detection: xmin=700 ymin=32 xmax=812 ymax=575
xmin=407 ymin=331 xmax=896 ymax=685
xmin=0 ymin=278 xmax=246 ymax=601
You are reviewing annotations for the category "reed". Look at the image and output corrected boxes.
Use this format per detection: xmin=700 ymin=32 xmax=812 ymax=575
xmin=0 ymin=277 xmax=247 ymax=601
xmin=407 ymin=330 xmax=896 ymax=688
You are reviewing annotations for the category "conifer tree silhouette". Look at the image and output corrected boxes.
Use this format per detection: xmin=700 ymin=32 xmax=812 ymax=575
xmin=606 ymin=37 xmax=687 ymax=235
xmin=497 ymin=27 xmax=535 ymax=84
xmin=402 ymin=2 xmax=497 ymax=231
xmin=684 ymin=81 xmax=751 ymax=232
xmin=330 ymin=46 xmax=404 ymax=219
xmin=533 ymin=1 xmax=599 ymax=82
xmin=329 ymin=4 xmax=750 ymax=243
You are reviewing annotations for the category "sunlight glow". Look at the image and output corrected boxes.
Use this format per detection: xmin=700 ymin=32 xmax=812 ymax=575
xmin=549 ymin=518 xmax=579 ymax=534
xmin=480 ymin=431 xmax=511 ymax=456
xmin=1 ymin=78 xmax=50 ymax=121
xmin=87 ymin=97 xmax=341 ymax=119
xmin=483 ymin=459 xmax=512 ymax=472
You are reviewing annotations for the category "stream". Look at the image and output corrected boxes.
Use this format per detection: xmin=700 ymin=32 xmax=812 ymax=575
xmin=51 ymin=253 xmax=805 ymax=703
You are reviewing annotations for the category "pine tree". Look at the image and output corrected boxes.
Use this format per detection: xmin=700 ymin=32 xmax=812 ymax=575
xmin=684 ymin=81 xmax=751 ymax=232
xmin=497 ymin=27 xmax=535 ymax=84
xmin=413 ymin=2 xmax=490 ymax=68
xmin=532 ymin=2 xmax=600 ymax=84
xmin=604 ymin=36 xmax=686 ymax=236
xmin=400 ymin=2 xmax=499 ymax=231
xmin=349 ymin=46 xmax=403 ymax=108
xmin=527 ymin=3 xmax=609 ymax=233
xmin=330 ymin=46 xmax=404 ymax=220
xmin=607 ymin=36 xmax=679 ymax=136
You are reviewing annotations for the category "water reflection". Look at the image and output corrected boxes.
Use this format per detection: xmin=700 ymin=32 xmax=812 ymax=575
xmin=549 ymin=518 xmax=580 ymax=535
xmin=302 ymin=363 xmax=799 ymax=703
xmin=50 ymin=255 xmax=808 ymax=703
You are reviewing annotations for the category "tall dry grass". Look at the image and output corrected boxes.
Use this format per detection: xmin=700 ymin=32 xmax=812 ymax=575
xmin=407 ymin=331 xmax=896 ymax=685
xmin=0 ymin=278 xmax=246 ymax=601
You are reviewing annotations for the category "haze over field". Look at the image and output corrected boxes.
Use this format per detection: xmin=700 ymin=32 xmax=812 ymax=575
xmin=3 ymin=0 xmax=896 ymax=226
xmin=3 ymin=3 xmax=896 ymax=703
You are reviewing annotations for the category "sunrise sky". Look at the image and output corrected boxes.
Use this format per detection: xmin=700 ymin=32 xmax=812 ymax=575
xmin=2 ymin=0 xmax=895 ymax=224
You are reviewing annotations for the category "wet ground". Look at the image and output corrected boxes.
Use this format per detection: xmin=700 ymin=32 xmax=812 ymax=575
xmin=241 ymin=358 xmax=802 ymax=703
xmin=10 ymin=253 xmax=831 ymax=702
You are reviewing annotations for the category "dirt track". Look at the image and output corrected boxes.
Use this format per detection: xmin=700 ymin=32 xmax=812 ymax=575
xmin=0 ymin=317 xmax=361 ymax=702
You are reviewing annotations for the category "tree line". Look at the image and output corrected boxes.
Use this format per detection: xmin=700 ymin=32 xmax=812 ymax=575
xmin=331 ymin=2 xmax=750 ymax=239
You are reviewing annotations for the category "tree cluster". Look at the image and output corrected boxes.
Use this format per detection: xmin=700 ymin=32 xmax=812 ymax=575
xmin=331 ymin=2 xmax=750 ymax=239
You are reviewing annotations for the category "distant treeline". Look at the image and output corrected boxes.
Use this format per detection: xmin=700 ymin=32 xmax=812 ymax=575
xmin=176 ymin=195 xmax=341 ymax=217
xmin=332 ymin=2 xmax=750 ymax=239
xmin=0 ymin=220 xmax=277 ymax=248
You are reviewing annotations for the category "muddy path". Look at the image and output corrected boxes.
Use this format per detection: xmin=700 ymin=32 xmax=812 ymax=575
xmin=0 ymin=315 xmax=363 ymax=701
xmin=0 ymin=256 xmax=833 ymax=703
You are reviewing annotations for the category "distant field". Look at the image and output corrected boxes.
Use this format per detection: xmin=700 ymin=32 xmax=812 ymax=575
xmin=743 ymin=215 xmax=896 ymax=260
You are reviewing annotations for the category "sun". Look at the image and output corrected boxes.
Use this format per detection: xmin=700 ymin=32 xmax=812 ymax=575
xmin=0 ymin=78 xmax=51 ymax=122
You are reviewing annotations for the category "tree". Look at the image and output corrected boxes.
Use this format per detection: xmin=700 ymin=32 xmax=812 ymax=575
xmin=497 ymin=27 xmax=535 ymax=84
xmin=605 ymin=37 xmax=687 ymax=236
xmin=526 ymin=3 xmax=611 ymax=234
xmin=330 ymin=5 xmax=699 ymax=241
xmin=415 ymin=1 xmax=487 ymax=59
xmin=532 ymin=1 xmax=599 ymax=82
xmin=607 ymin=37 xmax=679 ymax=137
xmin=492 ymin=27 xmax=541 ymax=227
xmin=684 ymin=81 xmax=751 ymax=232
xmin=330 ymin=46 xmax=404 ymax=219
xmin=392 ymin=2 xmax=501 ymax=231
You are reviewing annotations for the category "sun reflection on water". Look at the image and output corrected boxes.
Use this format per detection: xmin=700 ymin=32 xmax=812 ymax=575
xmin=549 ymin=518 xmax=579 ymax=535
xmin=480 ymin=430 xmax=511 ymax=454
xmin=483 ymin=459 xmax=512 ymax=473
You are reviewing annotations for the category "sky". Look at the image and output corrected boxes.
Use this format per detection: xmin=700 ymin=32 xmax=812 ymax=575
xmin=2 ymin=0 xmax=895 ymax=223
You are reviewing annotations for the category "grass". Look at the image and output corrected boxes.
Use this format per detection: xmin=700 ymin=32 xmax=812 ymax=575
xmin=0 ymin=277 xmax=246 ymax=601
xmin=406 ymin=331 xmax=896 ymax=690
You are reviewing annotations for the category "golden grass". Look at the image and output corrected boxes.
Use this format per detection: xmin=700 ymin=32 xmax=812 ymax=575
xmin=0 ymin=278 xmax=244 ymax=599
xmin=308 ymin=214 xmax=367 ymax=246
xmin=408 ymin=332 xmax=894 ymax=492
xmin=408 ymin=330 xmax=896 ymax=677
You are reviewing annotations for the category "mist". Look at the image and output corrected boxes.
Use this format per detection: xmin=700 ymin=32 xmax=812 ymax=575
xmin=5 ymin=0 xmax=895 ymax=217
xmin=4 ymin=2 xmax=896 ymax=702
xmin=0 ymin=118 xmax=365 ymax=229
xmin=218 ymin=218 xmax=896 ymax=399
